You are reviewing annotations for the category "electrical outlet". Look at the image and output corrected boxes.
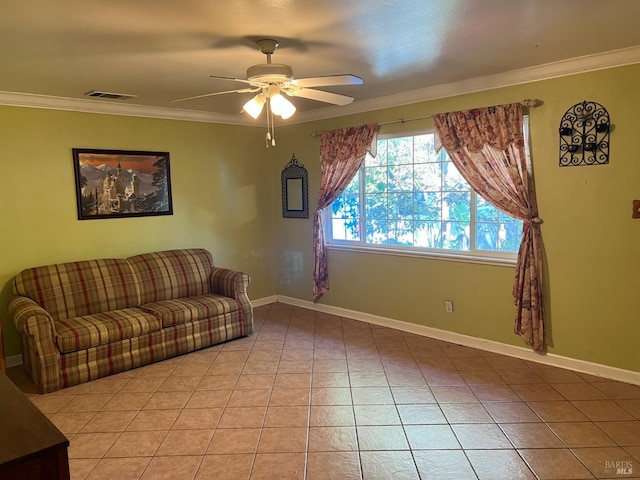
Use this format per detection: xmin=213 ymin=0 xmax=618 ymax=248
xmin=633 ymin=200 xmax=640 ymax=219
xmin=445 ymin=301 xmax=454 ymax=313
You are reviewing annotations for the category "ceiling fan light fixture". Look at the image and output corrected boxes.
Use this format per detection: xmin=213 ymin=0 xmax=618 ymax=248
xmin=169 ymin=38 xmax=362 ymax=147
xmin=242 ymin=93 xmax=266 ymax=119
xmin=270 ymin=93 xmax=296 ymax=119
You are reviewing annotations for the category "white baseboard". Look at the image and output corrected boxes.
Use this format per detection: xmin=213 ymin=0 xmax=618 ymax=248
xmin=5 ymin=354 xmax=23 ymax=369
xmin=271 ymin=295 xmax=640 ymax=386
xmin=9 ymin=295 xmax=639 ymax=385
xmin=251 ymin=295 xmax=278 ymax=308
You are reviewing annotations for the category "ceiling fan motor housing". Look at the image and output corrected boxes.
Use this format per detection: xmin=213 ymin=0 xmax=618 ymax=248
xmin=246 ymin=63 xmax=294 ymax=84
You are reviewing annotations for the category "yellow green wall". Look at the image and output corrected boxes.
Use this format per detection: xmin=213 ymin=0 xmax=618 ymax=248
xmin=0 ymin=107 xmax=278 ymax=357
xmin=274 ymin=63 xmax=640 ymax=372
xmin=2 ymin=63 xmax=639 ymax=373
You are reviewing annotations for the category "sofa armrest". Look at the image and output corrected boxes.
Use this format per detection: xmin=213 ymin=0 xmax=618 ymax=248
xmin=9 ymin=296 xmax=56 ymax=338
xmin=210 ymin=268 xmax=249 ymax=297
xmin=8 ymin=296 xmax=61 ymax=393
xmin=210 ymin=268 xmax=253 ymax=334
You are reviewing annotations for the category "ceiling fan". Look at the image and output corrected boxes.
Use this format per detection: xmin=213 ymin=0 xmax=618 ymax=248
xmin=170 ymin=38 xmax=363 ymax=133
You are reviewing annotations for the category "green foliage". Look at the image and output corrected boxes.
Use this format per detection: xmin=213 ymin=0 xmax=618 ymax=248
xmin=330 ymin=134 xmax=523 ymax=253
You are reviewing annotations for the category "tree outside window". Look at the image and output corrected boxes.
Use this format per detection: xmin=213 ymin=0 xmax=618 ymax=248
xmin=327 ymin=132 xmax=524 ymax=260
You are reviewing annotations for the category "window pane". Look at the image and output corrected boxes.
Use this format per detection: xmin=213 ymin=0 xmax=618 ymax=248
xmin=442 ymin=221 xmax=470 ymax=251
xmin=388 ymin=137 xmax=413 ymax=165
xmin=443 ymin=191 xmax=470 ymax=222
xmin=332 ymin=218 xmax=359 ymax=240
xmin=443 ymin=162 xmax=469 ymax=190
xmin=331 ymin=191 xmax=360 ymax=241
xmin=366 ymin=141 xmax=386 ymax=167
xmin=414 ymin=192 xmax=442 ymax=221
xmin=366 ymin=218 xmax=389 ymax=244
xmin=475 ymin=222 xmax=499 ymax=250
xmin=498 ymin=222 xmax=523 ymax=252
xmin=387 ymin=192 xmax=399 ymax=218
xmin=389 ymin=220 xmax=414 ymax=246
xmin=414 ymin=163 xmax=442 ymax=191
xmin=365 ymin=166 xmax=387 ymax=193
xmin=476 ymin=196 xmax=499 ymax=222
xmin=499 ymin=209 xmax=521 ymax=223
xmin=331 ymin=193 xmax=358 ymax=217
xmin=474 ymin=197 xmax=523 ymax=251
xmin=330 ymin=174 xmax=360 ymax=241
xmin=413 ymin=221 xmax=440 ymax=248
xmin=366 ymin=193 xmax=387 ymax=219
xmin=394 ymin=193 xmax=413 ymax=220
xmin=342 ymin=175 xmax=360 ymax=194
xmin=388 ymin=165 xmax=413 ymax=192
xmin=414 ymin=134 xmax=436 ymax=163
xmin=476 ymin=221 xmax=523 ymax=252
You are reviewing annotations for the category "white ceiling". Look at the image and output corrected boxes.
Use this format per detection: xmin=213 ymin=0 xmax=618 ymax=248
xmin=2 ymin=0 xmax=640 ymax=124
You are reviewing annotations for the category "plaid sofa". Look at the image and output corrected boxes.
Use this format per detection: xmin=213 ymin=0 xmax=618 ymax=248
xmin=8 ymin=248 xmax=252 ymax=393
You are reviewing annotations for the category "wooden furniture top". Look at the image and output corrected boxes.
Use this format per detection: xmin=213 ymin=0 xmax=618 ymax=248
xmin=0 ymin=373 xmax=69 ymax=465
xmin=0 ymin=317 xmax=6 ymax=373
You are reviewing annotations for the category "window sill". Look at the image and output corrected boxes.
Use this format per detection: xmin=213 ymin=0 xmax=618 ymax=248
xmin=326 ymin=243 xmax=517 ymax=267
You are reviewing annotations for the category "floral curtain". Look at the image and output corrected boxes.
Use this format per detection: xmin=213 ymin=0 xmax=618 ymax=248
xmin=433 ymin=103 xmax=545 ymax=351
xmin=313 ymin=124 xmax=379 ymax=299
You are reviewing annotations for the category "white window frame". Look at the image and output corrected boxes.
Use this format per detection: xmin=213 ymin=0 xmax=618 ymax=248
xmin=324 ymin=119 xmax=531 ymax=266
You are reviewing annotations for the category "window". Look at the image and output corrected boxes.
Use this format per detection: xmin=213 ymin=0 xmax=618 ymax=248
xmin=326 ymin=130 xmax=525 ymax=262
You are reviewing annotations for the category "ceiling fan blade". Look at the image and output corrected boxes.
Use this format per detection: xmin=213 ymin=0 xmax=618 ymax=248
xmin=210 ymin=75 xmax=266 ymax=87
xmin=289 ymin=75 xmax=363 ymax=88
xmin=169 ymin=87 xmax=258 ymax=103
xmin=287 ymin=87 xmax=355 ymax=106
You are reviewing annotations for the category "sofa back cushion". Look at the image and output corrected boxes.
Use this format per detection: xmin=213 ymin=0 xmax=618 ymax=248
xmin=13 ymin=259 xmax=141 ymax=320
xmin=128 ymin=249 xmax=214 ymax=304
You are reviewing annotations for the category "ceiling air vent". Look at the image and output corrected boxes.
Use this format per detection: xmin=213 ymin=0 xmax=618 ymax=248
xmin=84 ymin=90 xmax=138 ymax=100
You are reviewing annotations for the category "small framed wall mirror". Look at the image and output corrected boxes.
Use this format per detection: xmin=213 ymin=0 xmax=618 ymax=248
xmin=281 ymin=154 xmax=309 ymax=218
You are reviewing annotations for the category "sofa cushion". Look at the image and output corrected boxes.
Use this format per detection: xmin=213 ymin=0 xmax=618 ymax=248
xmin=55 ymin=308 xmax=162 ymax=353
xmin=140 ymin=294 xmax=238 ymax=327
xmin=13 ymin=258 xmax=141 ymax=321
xmin=127 ymin=249 xmax=214 ymax=304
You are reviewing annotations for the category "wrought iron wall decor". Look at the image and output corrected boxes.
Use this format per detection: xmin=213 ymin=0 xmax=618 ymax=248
xmin=559 ymin=100 xmax=610 ymax=167
xmin=281 ymin=154 xmax=309 ymax=218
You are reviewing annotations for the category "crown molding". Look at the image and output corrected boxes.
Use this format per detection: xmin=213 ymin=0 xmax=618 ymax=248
xmin=0 ymin=91 xmax=249 ymax=125
xmin=1 ymin=45 xmax=639 ymax=124
xmin=292 ymin=45 xmax=640 ymax=124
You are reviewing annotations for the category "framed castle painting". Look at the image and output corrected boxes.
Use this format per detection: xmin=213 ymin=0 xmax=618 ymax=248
xmin=72 ymin=148 xmax=173 ymax=220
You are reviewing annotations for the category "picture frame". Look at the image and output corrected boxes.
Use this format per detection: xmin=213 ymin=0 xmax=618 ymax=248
xmin=72 ymin=148 xmax=173 ymax=220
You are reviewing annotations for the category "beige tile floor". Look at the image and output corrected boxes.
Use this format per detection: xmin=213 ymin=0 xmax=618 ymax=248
xmin=7 ymin=302 xmax=640 ymax=479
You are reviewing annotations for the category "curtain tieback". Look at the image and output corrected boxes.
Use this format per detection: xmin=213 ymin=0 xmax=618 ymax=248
xmin=528 ymin=216 xmax=543 ymax=224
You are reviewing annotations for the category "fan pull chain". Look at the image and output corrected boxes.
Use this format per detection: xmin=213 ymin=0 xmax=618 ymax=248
xmin=265 ymin=101 xmax=272 ymax=148
xmin=271 ymin=114 xmax=276 ymax=147
xmin=264 ymin=100 xmax=276 ymax=147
